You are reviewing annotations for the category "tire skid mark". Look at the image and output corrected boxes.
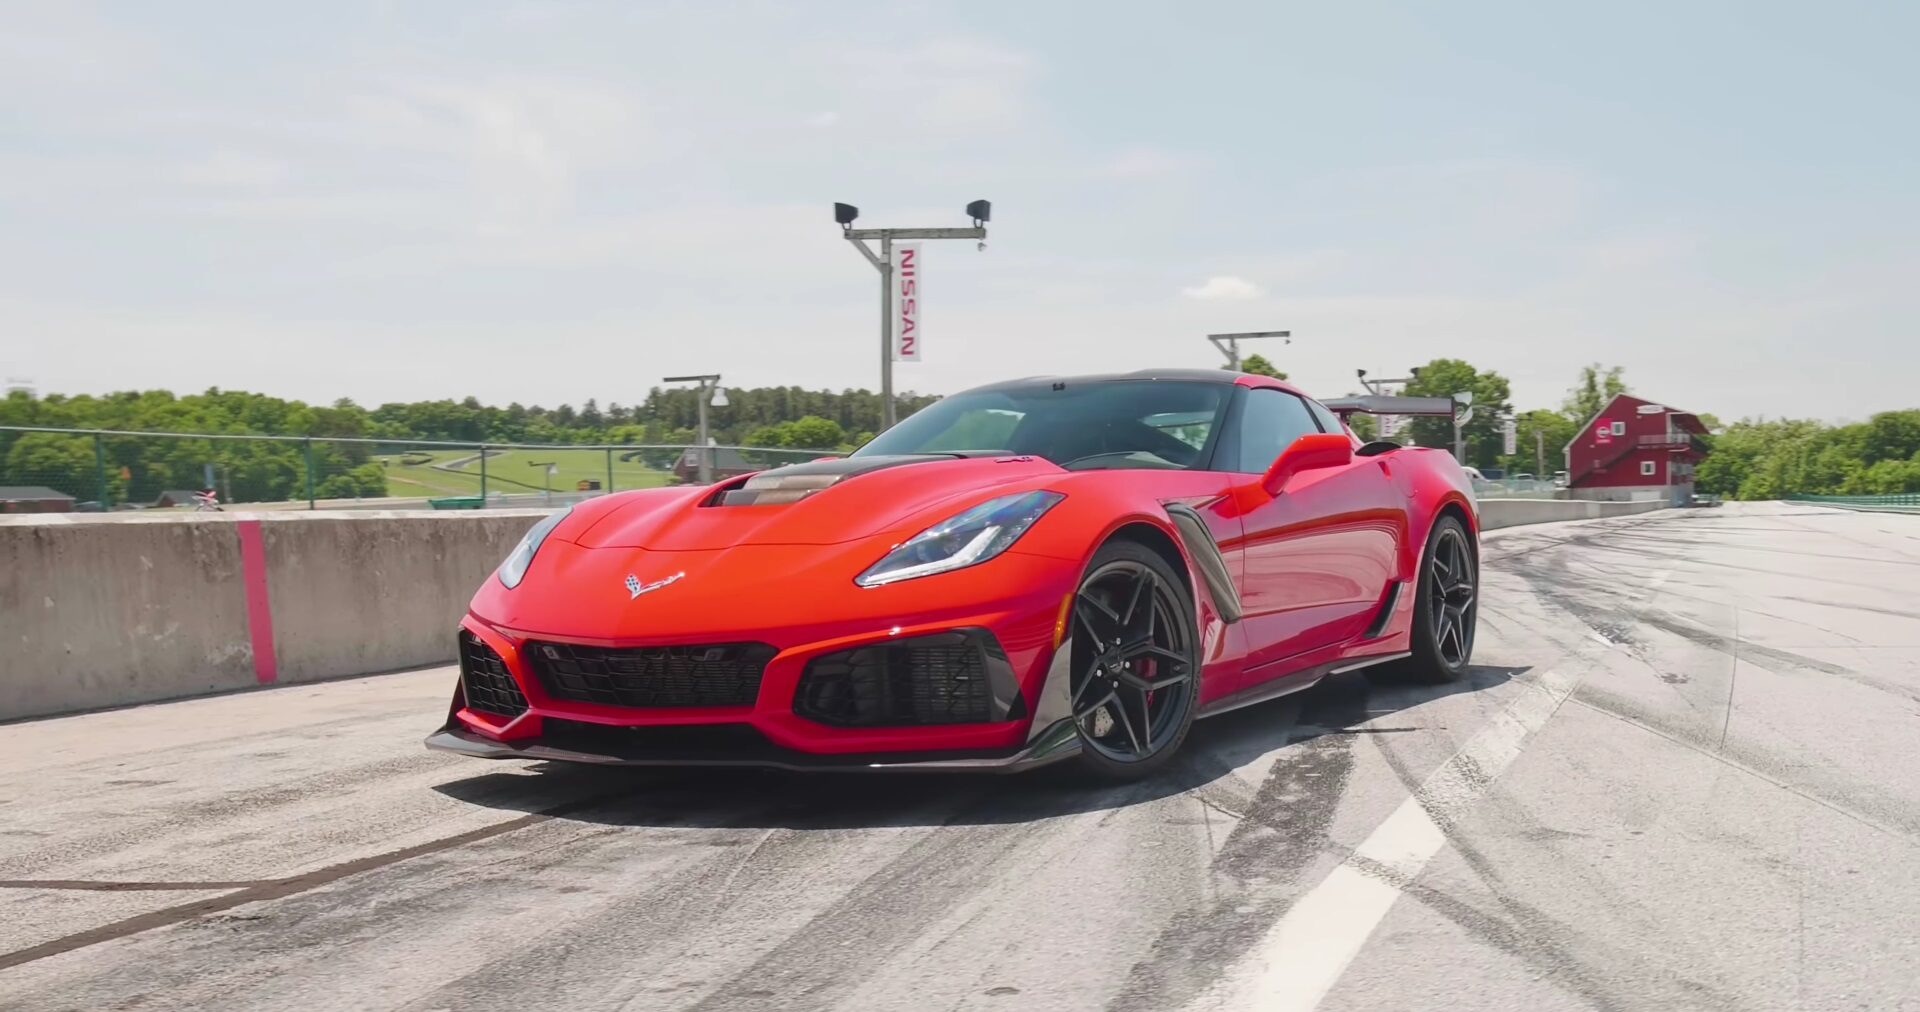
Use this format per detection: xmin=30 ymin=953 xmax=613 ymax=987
xmin=0 ymin=879 xmax=264 ymax=892
xmin=394 ymin=776 xmax=999 ymax=1011
xmin=1502 ymin=538 xmax=1920 ymax=704
xmin=675 ymin=793 xmax=1080 ymax=1012
xmin=0 ymin=787 xmax=634 ymax=973
xmin=1363 ymin=723 xmax=1747 ymax=1012
xmin=0 ymin=751 xmax=452 ymax=878
xmin=1106 ymin=675 xmax=1371 ymax=1012
xmin=1568 ymin=690 xmax=1920 ymax=844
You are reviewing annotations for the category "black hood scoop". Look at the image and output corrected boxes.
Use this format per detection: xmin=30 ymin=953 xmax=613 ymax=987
xmin=712 ymin=453 xmax=990 ymax=506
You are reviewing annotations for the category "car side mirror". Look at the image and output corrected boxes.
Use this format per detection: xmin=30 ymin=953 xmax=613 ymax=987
xmin=1261 ymin=433 xmax=1353 ymax=496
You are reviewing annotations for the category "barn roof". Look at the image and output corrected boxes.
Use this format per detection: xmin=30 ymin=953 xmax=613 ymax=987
xmin=0 ymin=486 xmax=76 ymax=501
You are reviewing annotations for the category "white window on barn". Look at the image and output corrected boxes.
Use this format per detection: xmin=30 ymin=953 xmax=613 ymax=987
xmin=1641 ymin=460 xmax=1658 ymax=477
xmin=1612 ymin=421 xmax=1627 ymax=436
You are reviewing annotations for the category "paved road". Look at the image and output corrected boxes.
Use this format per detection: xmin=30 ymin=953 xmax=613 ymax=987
xmin=5 ymin=503 xmax=1919 ymax=1011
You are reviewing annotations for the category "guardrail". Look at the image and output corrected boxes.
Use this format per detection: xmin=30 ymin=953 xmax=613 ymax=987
xmin=0 ymin=425 xmax=833 ymax=512
xmin=1786 ymin=493 xmax=1920 ymax=513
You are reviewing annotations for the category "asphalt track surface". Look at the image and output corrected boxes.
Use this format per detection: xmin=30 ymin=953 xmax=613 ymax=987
xmin=5 ymin=502 xmax=1920 ymax=1011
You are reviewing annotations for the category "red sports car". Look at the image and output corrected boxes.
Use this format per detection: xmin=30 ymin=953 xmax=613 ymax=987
xmin=427 ymin=370 xmax=1478 ymax=779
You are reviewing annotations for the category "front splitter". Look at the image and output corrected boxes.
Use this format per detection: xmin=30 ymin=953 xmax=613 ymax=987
xmin=425 ymin=718 xmax=1083 ymax=774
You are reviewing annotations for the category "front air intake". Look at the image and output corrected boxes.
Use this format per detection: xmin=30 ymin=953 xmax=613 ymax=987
xmin=795 ymin=629 xmax=1025 ymax=727
xmin=527 ymin=642 xmax=775 ymax=709
xmin=459 ymin=631 xmax=529 ymax=720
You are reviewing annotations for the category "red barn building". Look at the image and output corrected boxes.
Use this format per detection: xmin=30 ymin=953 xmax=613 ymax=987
xmin=1564 ymin=394 xmax=1710 ymax=504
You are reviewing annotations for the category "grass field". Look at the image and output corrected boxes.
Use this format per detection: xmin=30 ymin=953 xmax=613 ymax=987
xmin=373 ymin=448 xmax=675 ymax=497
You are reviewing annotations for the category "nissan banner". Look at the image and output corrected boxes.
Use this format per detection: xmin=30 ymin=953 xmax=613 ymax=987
xmin=892 ymin=243 xmax=921 ymax=361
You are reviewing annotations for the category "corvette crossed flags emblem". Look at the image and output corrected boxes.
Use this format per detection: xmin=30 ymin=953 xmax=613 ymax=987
xmin=624 ymin=572 xmax=685 ymax=600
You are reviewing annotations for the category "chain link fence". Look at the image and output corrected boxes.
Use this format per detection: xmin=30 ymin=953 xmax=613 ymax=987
xmin=0 ymin=426 xmax=830 ymax=512
xmin=1786 ymin=493 xmax=1920 ymax=513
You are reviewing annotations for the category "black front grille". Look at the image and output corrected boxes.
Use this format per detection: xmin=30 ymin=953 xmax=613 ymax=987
xmin=528 ymin=642 xmax=775 ymax=709
xmin=795 ymin=629 xmax=1024 ymax=727
xmin=460 ymin=632 xmax=529 ymax=719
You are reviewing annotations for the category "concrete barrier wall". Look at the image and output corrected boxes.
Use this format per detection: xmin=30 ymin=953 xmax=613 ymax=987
xmin=1 ymin=510 xmax=546 ymax=722
xmin=1478 ymin=497 xmax=1667 ymax=530
xmin=3 ymin=498 xmax=1667 ymax=722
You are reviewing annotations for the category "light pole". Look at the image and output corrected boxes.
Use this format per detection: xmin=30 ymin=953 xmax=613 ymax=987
xmin=662 ymin=374 xmax=728 ymax=484
xmin=1207 ymin=330 xmax=1291 ymax=371
xmin=528 ymin=461 xmax=557 ymax=504
xmin=836 ymin=200 xmax=991 ymax=430
xmin=1452 ymin=391 xmax=1476 ymax=465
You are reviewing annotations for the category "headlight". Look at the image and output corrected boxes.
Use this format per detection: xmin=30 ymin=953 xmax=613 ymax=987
xmin=498 ymin=507 xmax=571 ymax=589
xmin=856 ymin=491 xmax=1063 ymax=587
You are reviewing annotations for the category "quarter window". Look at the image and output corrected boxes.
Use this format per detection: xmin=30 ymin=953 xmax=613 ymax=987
xmin=1641 ymin=460 xmax=1658 ymax=477
xmin=1226 ymin=389 xmax=1321 ymax=473
xmin=1611 ymin=421 xmax=1627 ymax=436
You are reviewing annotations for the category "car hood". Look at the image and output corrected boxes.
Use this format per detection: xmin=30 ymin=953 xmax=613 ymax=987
xmin=570 ymin=454 xmax=1067 ymax=550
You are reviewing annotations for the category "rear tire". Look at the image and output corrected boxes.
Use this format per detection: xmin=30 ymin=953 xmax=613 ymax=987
xmin=1398 ymin=514 xmax=1478 ymax=684
xmin=1067 ymin=541 xmax=1200 ymax=782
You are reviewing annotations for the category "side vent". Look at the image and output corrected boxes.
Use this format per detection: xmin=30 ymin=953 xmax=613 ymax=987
xmin=1362 ymin=581 xmax=1402 ymax=640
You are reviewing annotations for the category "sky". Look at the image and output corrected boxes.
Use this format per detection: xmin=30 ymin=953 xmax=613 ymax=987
xmin=2 ymin=0 xmax=1916 ymax=422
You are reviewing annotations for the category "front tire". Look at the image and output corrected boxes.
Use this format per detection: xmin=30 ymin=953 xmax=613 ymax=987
xmin=1401 ymin=514 xmax=1477 ymax=683
xmin=1066 ymin=541 xmax=1200 ymax=781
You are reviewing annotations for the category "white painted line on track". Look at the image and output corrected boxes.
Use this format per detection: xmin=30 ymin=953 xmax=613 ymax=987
xmin=1192 ymin=665 xmax=1582 ymax=1012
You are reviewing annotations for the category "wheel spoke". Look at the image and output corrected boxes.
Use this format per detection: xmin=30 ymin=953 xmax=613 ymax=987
xmin=1121 ymin=569 xmax=1153 ymax=627
xmin=1082 ymin=591 xmax=1122 ymax=626
xmin=1073 ymin=601 xmax=1111 ymax=646
xmin=1138 ymin=645 xmax=1190 ymax=669
xmin=1073 ymin=687 xmax=1117 ymax=722
xmin=1109 ymin=697 xmax=1145 ymax=755
xmin=1120 ymin=667 xmax=1190 ymax=690
xmin=1070 ymin=666 xmax=1103 ymax=709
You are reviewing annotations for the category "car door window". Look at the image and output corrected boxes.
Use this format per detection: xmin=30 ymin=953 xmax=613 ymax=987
xmin=1227 ymin=389 xmax=1321 ymax=473
xmin=1304 ymin=398 xmax=1345 ymax=436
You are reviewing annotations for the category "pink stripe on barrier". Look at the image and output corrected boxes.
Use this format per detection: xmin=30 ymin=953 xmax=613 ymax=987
xmin=236 ymin=520 xmax=278 ymax=684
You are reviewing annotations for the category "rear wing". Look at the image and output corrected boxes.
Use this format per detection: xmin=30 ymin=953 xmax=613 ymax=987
xmin=1320 ymin=395 xmax=1458 ymax=417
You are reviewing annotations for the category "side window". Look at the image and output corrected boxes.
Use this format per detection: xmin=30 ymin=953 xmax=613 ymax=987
xmin=1228 ymin=389 xmax=1321 ymax=473
xmin=1611 ymin=421 xmax=1627 ymax=436
xmin=1305 ymin=398 xmax=1344 ymax=436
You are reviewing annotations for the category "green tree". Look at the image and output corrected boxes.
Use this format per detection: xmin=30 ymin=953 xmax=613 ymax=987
xmin=1402 ymin=359 xmax=1513 ymax=469
xmin=2 ymin=432 xmax=104 ymax=500
xmin=1562 ymin=364 xmax=1629 ymax=424
xmin=1499 ymin=409 xmax=1577 ymax=476
xmin=783 ymin=416 xmax=846 ymax=450
xmin=1345 ymin=406 xmax=1378 ymax=442
xmin=1234 ymin=354 xmax=1288 ymax=380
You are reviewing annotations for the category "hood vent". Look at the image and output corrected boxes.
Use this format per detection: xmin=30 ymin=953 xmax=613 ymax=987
xmin=708 ymin=453 xmax=971 ymax=507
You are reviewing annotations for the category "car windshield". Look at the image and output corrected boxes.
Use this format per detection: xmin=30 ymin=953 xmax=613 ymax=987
xmin=852 ymin=380 xmax=1230 ymax=471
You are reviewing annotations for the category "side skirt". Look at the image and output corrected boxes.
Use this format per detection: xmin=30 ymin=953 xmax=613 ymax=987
xmin=1195 ymin=650 xmax=1411 ymax=719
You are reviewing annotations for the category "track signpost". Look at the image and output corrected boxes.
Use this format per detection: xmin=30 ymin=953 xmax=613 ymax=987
xmin=835 ymin=200 xmax=991 ymax=430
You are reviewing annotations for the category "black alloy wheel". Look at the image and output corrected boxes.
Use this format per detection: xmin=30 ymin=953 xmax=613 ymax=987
xmin=1395 ymin=514 xmax=1477 ymax=683
xmin=1067 ymin=541 xmax=1199 ymax=779
xmin=1428 ymin=522 xmax=1476 ymax=668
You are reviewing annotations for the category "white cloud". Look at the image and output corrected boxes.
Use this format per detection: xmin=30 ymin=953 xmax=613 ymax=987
xmin=804 ymin=111 xmax=839 ymax=128
xmin=1181 ymin=276 xmax=1265 ymax=301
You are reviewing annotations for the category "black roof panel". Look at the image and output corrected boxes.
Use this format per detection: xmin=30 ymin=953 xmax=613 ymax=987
xmin=963 ymin=368 xmax=1245 ymax=395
